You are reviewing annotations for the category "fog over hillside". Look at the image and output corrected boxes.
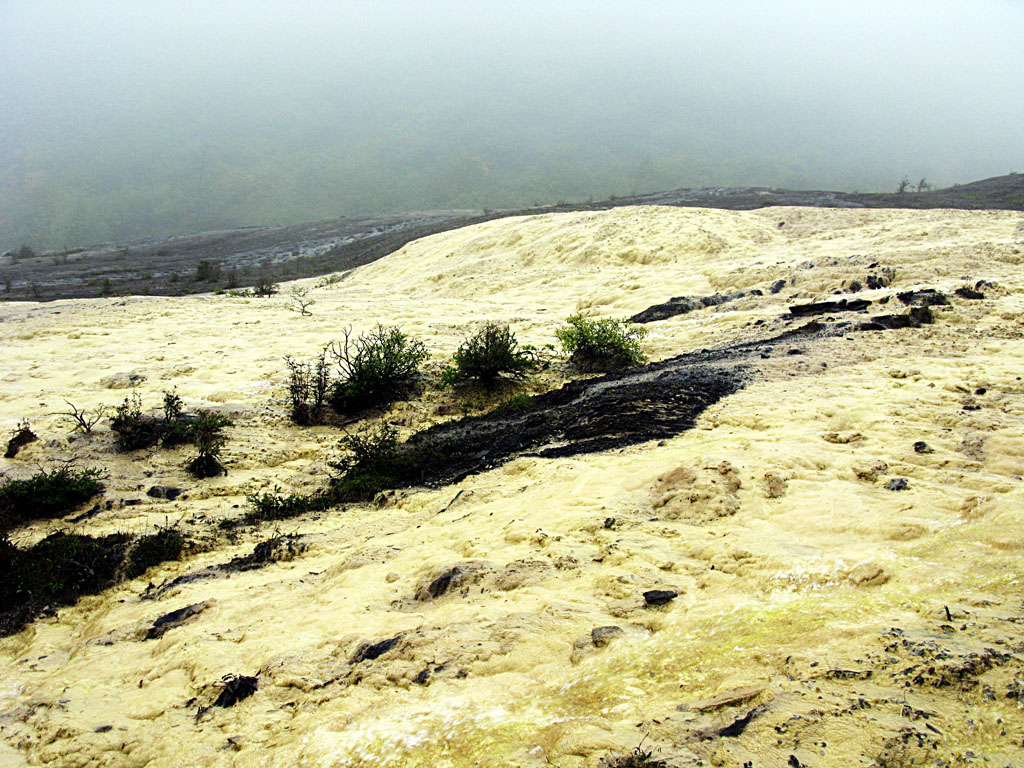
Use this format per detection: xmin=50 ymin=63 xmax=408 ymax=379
xmin=2 ymin=0 xmax=1022 ymax=250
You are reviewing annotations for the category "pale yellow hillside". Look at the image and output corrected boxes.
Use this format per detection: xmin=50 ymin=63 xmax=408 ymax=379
xmin=1 ymin=206 xmax=1023 ymax=767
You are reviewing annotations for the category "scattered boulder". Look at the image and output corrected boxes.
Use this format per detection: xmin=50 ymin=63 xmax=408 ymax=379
xmin=822 ymin=431 xmax=863 ymax=444
xmin=145 ymin=601 xmax=209 ymax=640
xmin=769 ymin=279 xmax=787 ymax=294
xmin=762 ymin=472 xmax=787 ymax=499
xmin=351 ymin=634 xmax=402 ymax=663
xmin=650 ymin=462 xmax=741 ymax=523
xmin=848 ymin=562 xmax=890 ymax=586
xmin=99 ymin=372 xmax=147 ymax=389
xmin=913 ymin=441 xmax=934 ymax=454
xmin=884 ymin=478 xmax=910 ymax=491
xmin=866 ymin=269 xmax=895 ymax=290
xmin=853 ymin=461 xmax=888 ymax=482
xmin=415 ymin=562 xmax=491 ymax=601
xmin=643 ymin=590 xmax=678 ymax=607
xmin=629 ymin=292 xmax=746 ymax=323
xmin=955 ymin=286 xmax=985 ymax=300
xmin=789 ymin=298 xmax=871 ymax=317
xmin=591 ymin=626 xmax=625 ymax=647
xmin=678 ymin=684 xmax=766 ymax=712
xmin=896 ymin=289 xmax=949 ymax=307
xmin=146 ymin=486 xmax=183 ymax=501
xmin=859 ymin=306 xmax=934 ymax=330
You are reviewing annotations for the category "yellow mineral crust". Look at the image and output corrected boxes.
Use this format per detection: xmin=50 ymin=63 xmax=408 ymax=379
xmin=1 ymin=206 xmax=1023 ymax=767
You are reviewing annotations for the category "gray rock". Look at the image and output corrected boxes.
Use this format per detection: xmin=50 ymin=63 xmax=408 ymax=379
xmin=643 ymin=589 xmax=679 ymax=606
xmin=591 ymin=626 xmax=624 ymax=647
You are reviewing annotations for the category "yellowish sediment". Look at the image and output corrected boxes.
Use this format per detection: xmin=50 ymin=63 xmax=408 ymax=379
xmin=1 ymin=206 xmax=1023 ymax=767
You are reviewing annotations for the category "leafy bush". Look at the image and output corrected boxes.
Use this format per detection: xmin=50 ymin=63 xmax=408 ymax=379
xmin=0 ymin=532 xmax=129 ymax=614
xmin=555 ymin=314 xmax=647 ymax=370
xmin=0 ymin=463 xmax=103 ymax=532
xmin=329 ymin=325 xmax=429 ymax=413
xmin=284 ymin=349 xmax=331 ymax=425
xmin=109 ymin=392 xmax=233 ymax=476
xmin=111 ymin=392 xmax=162 ymax=450
xmin=186 ymin=412 xmax=233 ymax=478
xmin=449 ymin=323 xmax=535 ymax=385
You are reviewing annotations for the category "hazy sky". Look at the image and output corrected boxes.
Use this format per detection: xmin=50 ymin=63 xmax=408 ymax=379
xmin=2 ymin=0 xmax=1022 ymax=249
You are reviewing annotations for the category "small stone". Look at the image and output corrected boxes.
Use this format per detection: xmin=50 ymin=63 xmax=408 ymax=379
xmin=955 ymin=286 xmax=985 ymax=300
xmin=884 ymin=478 xmax=909 ymax=491
xmin=643 ymin=589 xmax=678 ymax=606
xmin=99 ymin=371 xmax=147 ymax=389
xmin=975 ymin=387 xmax=987 ymax=395
xmin=591 ymin=626 xmax=624 ymax=647
xmin=913 ymin=441 xmax=933 ymax=454
xmin=147 ymin=486 xmax=183 ymax=500
xmin=603 ymin=517 xmax=616 ymax=529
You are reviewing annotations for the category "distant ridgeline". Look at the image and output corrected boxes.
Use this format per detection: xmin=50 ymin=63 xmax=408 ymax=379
xmin=1 ymin=173 xmax=1022 ymax=303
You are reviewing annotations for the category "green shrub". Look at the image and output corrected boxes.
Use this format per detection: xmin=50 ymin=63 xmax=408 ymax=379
xmin=329 ymin=325 xmax=429 ymax=413
xmin=0 ymin=463 xmax=103 ymax=532
xmin=186 ymin=412 xmax=233 ymax=478
xmin=124 ymin=527 xmax=186 ymax=579
xmin=555 ymin=314 xmax=647 ymax=370
xmin=450 ymin=323 xmax=535 ymax=385
xmin=284 ymin=349 xmax=331 ymax=425
xmin=111 ymin=392 xmax=162 ymax=450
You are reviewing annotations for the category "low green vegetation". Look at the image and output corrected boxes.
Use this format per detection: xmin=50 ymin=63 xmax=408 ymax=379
xmin=110 ymin=390 xmax=233 ymax=476
xmin=244 ymin=423 xmax=446 ymax=524
xmin=0 ymin=527 xmax=191 ymax=637
xmin=488 ymin=392 xmax=534 ymax=416
xmin=444 ymin=322 xmax=535 ymax=386
xmin=123 ymin=527 xmax=187 ymax=579
xmin=0 ymin=463 xmax=103 ymax=532
xmin=555 ymin=314 xmax=647 ymax=370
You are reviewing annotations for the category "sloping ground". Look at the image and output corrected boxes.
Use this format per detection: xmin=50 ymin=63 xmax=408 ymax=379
xmin=1 ymin=206 xmax=1024 ymax=767
xmin=3 ymin=173 xmax=1023 ymax=302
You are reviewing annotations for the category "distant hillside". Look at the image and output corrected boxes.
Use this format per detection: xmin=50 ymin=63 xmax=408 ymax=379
xmin=2 ymin=173 xmax=1022 ymax=302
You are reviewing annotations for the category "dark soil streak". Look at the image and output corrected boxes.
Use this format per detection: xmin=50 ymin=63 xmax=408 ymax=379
xmin=404 ymin=355 xmax=745 ymax=487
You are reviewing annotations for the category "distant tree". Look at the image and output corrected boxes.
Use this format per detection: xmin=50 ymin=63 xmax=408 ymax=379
xmin=253 ymin=275 xmax=279 ymax=297
xmin=11 ymin=244 xmax=35 ymax=264
xmin=896 ymin=177 xmax=911 ymax=194
xmin=194 ymin=260 xmax=221 ymax=282
xmin=916 ymin=178 xmax=932 ymax=193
